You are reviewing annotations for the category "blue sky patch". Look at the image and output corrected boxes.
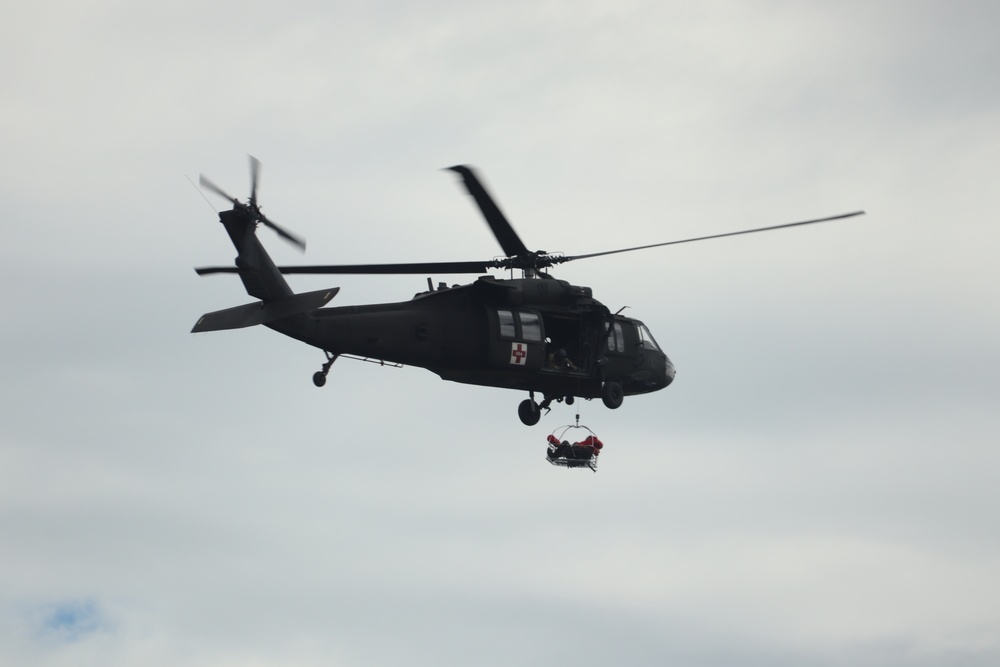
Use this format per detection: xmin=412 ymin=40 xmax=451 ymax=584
xmin=37 ymin=599 xmax=106 ymax=643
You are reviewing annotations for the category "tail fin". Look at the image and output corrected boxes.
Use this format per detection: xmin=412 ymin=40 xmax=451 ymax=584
xmin=192 ymin=287 xmax=339 ymax=333
xmin=218 ymin=208 xmax=295 ymax=302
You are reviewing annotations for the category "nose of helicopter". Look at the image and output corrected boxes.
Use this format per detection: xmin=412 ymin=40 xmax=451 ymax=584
xmin=663 ymin=356 xmax=676 ymax=388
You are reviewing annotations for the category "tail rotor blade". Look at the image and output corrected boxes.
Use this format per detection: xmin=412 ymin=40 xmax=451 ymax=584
xmin=249 ymin=154 xmax=261 ymax=206
xmin=260 ymin=214 xmax=306 ymax=251
xmin=199 ymin=175 xmax=236 ymax=204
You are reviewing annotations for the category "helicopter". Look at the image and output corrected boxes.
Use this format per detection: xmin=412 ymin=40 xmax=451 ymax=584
xmin=193 ymin=157 xmax=863 ymax=425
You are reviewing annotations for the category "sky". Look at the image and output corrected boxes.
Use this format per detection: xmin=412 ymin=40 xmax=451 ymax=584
xmin=2 ymin=1 xmax=999 ymax=665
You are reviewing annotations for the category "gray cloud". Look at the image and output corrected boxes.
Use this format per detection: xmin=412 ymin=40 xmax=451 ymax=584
xmin=2 ymin=1 xmax=999 ymax=665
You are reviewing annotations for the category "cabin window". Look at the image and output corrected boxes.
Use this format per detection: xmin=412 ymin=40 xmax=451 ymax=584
xmin=498 ymin=310 xmax=516 ymax=338
xmin=608 ymin=322 xmax=625 ymax=353
xmin=520 ymin=312 xmax=542 ymax=342
xmin=638 ymin=323 xmax=661 ymax=351
xmin=497 ymin=309 xmax=544 ymax=341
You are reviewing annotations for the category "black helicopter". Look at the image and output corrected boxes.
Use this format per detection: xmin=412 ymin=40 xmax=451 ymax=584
xmin=193 ymin=157 xmax=862 ymax=425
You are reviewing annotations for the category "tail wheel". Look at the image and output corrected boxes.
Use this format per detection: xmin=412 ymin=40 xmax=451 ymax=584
xmin=601 ymin=381 xmax=624 ymax=409
xmin=312 ymin=352 xmax=338 ymax=388
xmin=518 ymin=399 xmax=541 ymax=426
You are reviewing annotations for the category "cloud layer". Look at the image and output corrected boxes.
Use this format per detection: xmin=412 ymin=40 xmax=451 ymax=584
xmin=2 ymin=1 xmax=999 ymax=665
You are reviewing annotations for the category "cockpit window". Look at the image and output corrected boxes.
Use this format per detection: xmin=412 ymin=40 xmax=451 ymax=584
xmin=608 ymin=322 xmax=625 ymax=353
xmin=638 ymin=323 xmax=660 ymax=351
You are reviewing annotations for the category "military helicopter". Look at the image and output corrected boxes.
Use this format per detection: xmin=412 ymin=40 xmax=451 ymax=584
xmin=193 ymin=157 xmax=863 ymax=425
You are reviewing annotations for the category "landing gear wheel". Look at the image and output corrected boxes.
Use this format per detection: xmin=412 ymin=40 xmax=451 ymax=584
xmin=312 ymin=352 xmax=338 ymax=388
xmin=518 ymin=399 xmax=541 ymax=426
xmin=601 ymin=381 xmax=624 ymax=409
xmin=565 ymin=395 xmax=575 ymax=406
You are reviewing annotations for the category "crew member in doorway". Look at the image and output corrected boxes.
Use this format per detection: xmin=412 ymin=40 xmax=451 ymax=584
xmin=547 ymin=347 xmax=577 ymax=371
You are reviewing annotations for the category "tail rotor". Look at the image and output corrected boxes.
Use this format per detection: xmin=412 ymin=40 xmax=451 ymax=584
xmin=199 ymin=155 xmax=306 ymax=252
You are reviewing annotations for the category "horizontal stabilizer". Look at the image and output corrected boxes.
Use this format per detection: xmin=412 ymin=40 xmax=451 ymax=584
xmin=192 ymin=287 xmax=339 ymax=333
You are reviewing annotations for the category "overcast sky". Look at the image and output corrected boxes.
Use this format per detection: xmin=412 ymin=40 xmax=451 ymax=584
xmin=3 ymin=1 xmax=999 ymax=665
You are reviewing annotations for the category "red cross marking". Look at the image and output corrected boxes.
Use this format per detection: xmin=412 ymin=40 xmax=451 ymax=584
xmin=510 ymin=343 xmax=527 ymax=365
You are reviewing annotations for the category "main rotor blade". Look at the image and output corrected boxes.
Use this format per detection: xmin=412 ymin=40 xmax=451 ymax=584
xmin=196 ymin=260 xmax=491 ymax=276
xmin=199 ymin=175 xmax=236 ymax=204
xmin=448 ymin=166 xmax=531 ymax=258
xmin=249 ymin=154 xmax=261 ymax=206
xmin=560 ymin=211 xmax=866 ymax=264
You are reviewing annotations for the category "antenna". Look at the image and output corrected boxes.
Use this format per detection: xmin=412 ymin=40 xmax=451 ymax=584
xmin=187 ymin=174 xmax=217 ymax=213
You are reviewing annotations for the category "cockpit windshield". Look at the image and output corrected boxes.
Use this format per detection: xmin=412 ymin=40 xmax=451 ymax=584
xmin=637 ymin=323 xmax=661 ymax=351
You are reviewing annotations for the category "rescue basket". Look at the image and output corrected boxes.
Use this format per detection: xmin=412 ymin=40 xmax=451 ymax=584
xmin=545 ymin=416 xmax=603 ymax=472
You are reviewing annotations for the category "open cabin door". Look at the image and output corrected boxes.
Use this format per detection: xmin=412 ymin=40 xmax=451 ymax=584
xmin=539 ymin=311 xmax=601 ymax=375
